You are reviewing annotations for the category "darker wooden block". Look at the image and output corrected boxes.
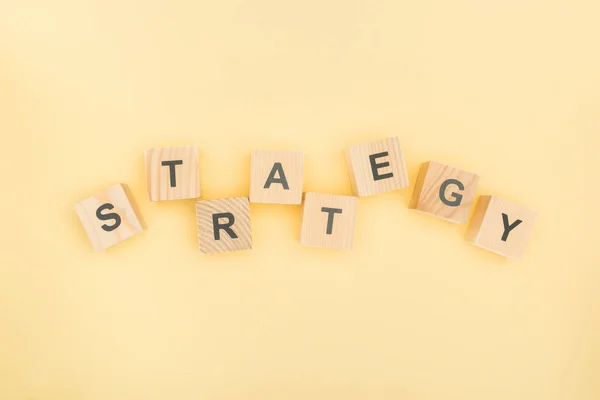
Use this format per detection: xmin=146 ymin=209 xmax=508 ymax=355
xmin=409 ymin=161 xmax=480 ymax=224
xmin=196 ymin=197 xmax=252 ymax=254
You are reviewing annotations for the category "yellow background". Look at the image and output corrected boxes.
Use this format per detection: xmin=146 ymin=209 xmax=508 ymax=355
xmin=1 ymin=1 xmax=598 ymax=399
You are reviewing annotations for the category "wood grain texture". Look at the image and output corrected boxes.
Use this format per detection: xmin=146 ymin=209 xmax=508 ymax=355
xmin=74 ymin=184 xmax=144 ymax=252
xmin=466 ymin=196 xmax=537 ymax=259
xmin=300 ymin=192 xmax=358 ymax=250
xmin=345 ymin=136 xmax=409 ymax=196
xmin=145 ymin=146 xmax=201 ymax=201
xmin=249 ymin=150 xmax=304 ymax=204
xmin=196 ymin=197 xmax=252 ymax=254
xmin=409 ymin=161 xmax=480 ymax=224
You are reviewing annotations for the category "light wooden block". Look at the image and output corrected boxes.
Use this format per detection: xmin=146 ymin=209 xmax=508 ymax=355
xmin=345 ymin=136 xmax=409 ymax=196
xmin=466 ymin=196 xmax=537 ymax=259
xmin=196 ymin=197 xmax=252 ymax=254
xmin=145 ymin=146 xmax=201 ymax=201
xmin=249 ymin=150 xmax=304 ymax=204
xmin=409 ymin=161 xmax=480 ymax=224
xmin=74 ymin=184 xmax=144 ymax=252
xmin=300 ymin=192 xmax=359 ymax=250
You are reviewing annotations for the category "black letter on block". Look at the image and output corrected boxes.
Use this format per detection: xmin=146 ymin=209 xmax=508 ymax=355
xmin=213 ymin=212 xmax=238 ymax=240
xmin=439 ymin=179 xmax=465 ymax=207
xmin=321 ymin=207 xmax=343 ymax=235
xmin=264 ymin=162 xmax=289 ymax=190
xmin=161 ymin=160 xmax=184 ymax=187
xmin=369 ymin=152 xmax=394 ymax=181
xmin=96 ymin=203 xmax=121 ymax=232
xmin=501 ymin=213 xmax=523 ymax=242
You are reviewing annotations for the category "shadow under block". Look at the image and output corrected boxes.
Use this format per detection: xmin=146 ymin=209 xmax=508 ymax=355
xmin=466 ymin=196 xmax=537 ymax=259
xmin=300 ymin=192 xmax=359 ymax=250
xmin=196 ymin=197 xmax=252 ymax=254
xmin=409 ymin=161 xmax=480 ymax=224
xmin=74 ymin=184 xmax=144 ymax=252
xmin=345 ymin=136 xmax=409 ymax=196
xmin=145 ymin=146 xmax=201 ymax=201
xmin=250 ymin=150 xmax=304 ymax=204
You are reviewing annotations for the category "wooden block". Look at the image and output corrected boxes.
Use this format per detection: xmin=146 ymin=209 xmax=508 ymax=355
xmin=250 ymin=150 xmax=304 ymax=204
xmin=345 ymin=136 xmax=409 ymax=196
xmin=300 ymin=192 xmax=359 ymax=250
xmin=145 ymin=146 xmax=201 ymax=201
xmin=409 ymin=161 xmax=480 ymax=224
xmin=196 ymin=197 xmax=252 ymax=254
xmin=74 ymin=184 xmax=144 ymax=252
xmin=466 ymin=196 xmax=537 ymax=259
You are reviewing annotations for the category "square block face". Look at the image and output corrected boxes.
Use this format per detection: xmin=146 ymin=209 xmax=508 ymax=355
xmin=300 ymin=192 xmax=359 ymax=250
xmin=409 ymin=161 xmax=480 ymax=224
xmin=249 ymin=150 xmax=304 ymax=204
xmin=466 ymin=196 xmax=537 ymax=259
xmin=145 ymin=146 xmax=201 ymax=201
xmin=345 ymin=136 xmax=409 ymax=197
xmin=196 ymin=197 xmax=252 ymax=254
xmin=74 ymin=184 xmax=144 ymax=252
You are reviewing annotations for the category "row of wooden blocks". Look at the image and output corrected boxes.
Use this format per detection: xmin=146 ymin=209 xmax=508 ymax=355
xmin=75 ymin=137 xmax=537 ymax=258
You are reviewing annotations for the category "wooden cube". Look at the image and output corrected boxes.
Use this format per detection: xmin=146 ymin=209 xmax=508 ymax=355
xmin=345 ymin=137 xmax=409 ymax=196
xmin=300 ymin=192 xmax=359 ymax=250
xmin=249 ymin=150 xmax=304 ymax=204
xmin=466 ymin=196 xmax=537 ymax=259
xmin=74 ymin=184 xmax=144 ymax=252
xmin=409 ymin=161 xmax=480 ymax=224
xmin=145 ymin=146 xmax=201 ymax=201
xmin=196 ymin=197 xmax=252 ymax=254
